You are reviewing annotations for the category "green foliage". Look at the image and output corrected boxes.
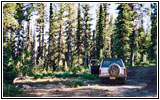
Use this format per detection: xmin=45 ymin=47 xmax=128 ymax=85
xmin=150 ymin=3 xmax=157 ymax=60
xmin=42 ymin=73 xmax=52 ymax=77
xmin=82 ymin=4 xmax=92 ymax=67
xmin=96 ymin=4 xmax=105 ymax=59
xmin=71 ymin=80 xmax=84 ymax=88
xmin=3 ymin=84 xmax=25 ymax=97
xmin=3 ymin=43 xmax=18 ymax=84
xmin=33 ymin=74 xmax=43 ymax=79
xmin=113 ymin=3 xmax=133 ymax=63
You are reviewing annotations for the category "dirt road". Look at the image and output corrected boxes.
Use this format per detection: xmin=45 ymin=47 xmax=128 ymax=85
xmin=15 ymin=66 xmax=157 ymax=97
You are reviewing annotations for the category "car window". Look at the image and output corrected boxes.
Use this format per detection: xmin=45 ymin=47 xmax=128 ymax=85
xmin=101 ymin=60 xmax=123 ymax=67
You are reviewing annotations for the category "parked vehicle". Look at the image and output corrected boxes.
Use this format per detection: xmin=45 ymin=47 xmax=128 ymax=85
xmin=89 ymin=58 xmax=127 ymax=84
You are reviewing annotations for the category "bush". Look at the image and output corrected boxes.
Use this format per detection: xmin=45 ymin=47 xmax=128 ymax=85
xmin=71 ymin=80 xmax=84 ymax=88
xmin=42 ymin=73 xmax=52 ymax=77
xmin=3 ymin=84 xmax=25 ymax=97
xmin=33 ymin=74 xmax=43 ymax=79
xmin=55 ymin=72 xmax=72 ymax=78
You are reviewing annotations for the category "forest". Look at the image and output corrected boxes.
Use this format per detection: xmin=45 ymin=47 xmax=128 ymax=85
xmin=3 ymin=2 xmax=157 ymax=97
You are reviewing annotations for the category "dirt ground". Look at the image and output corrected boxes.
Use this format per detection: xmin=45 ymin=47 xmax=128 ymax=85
xmin=14 ymin=66 xmax=157 ymax=97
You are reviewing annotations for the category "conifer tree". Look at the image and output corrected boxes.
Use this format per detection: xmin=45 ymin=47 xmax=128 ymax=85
xmin=47 ymin=3 xmax=57 ymax=71
xmin=96 ymin=4 xmax=105 ymax=60
xmin=113 ymin=3 xmax=133 ymax=63
xmin=57 ymin=3 xmax=66 ymax=69
xmin=103 ymin=3 xmax=111 ymax=57
xmin=76 ymin=3 xmax=83 ymax=68
xmin=82 ymin=4 xmax=92 ymax=67
xmin=150 ymin=3 xmax=157 ymax=60
xmin=36 ymin=3 xmax=47 ymax=67
xmin=3 ymin=3 xmax=18 ymax=83
xmin=65 ymin=3 xmax=76 ymax=70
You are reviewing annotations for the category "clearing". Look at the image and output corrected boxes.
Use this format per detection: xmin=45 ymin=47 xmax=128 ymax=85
xmin=14 ymin=66 xmax=157 ymax=97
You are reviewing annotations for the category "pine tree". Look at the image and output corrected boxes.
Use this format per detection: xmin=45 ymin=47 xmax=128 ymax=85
xmin=57 ymin=3 xmax=66 ymax=69
xmin=14 ymin=3 xmax=26 ymax=76
xmin=103 ymin=3 xmax=111 ymax=58
xmin=109 ymin=16 xmax=114 ymax=58
xmin=65 ymin=3 xmax=76 ymax=70
xmin=3 ymin=3 xmax=18 ymax=84
xmin=47 ymin=3 xmax=58 ymax=71
xmin=82 ymin=4 xmax=92 ymax=67
xmin=113 ymin=3 xmax=133 ymax=64
xmin=96 ymin=4 xmax=105 ymax=60
xmin=76 ymin=3 xmax=83 ymax=69
xmin=36 ymin=3 xmax=47 ymax=67
xmin=150 ymin=3 xmax=157 ymax=61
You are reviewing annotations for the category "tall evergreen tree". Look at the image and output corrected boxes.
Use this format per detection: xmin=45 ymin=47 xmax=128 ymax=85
xmin=14 ymin=3 xmax=26 ymax=76
xmin=103 ymin=3 xmax=111 ymax=58
xmin=96 ymin=4 xmax=105 ymax=60
xmin=3 ymin=3 xmax=18 ymax=84
xmin=150 ymin=3 xmax=157 ymax=60
xmin=76 ymin=3 xmax=83 ymax=68
xmin=109 ymin=16 xmax=114 ymax=58
xmin=82 ymin=4 xmax=92 ymax=67
xmin=47 ymin=3 xmax=58 ymax=71
xmin=36 ymin=3 xmax=47 ymax=67
xmin=113 ymin=3 xmax=133 ymax=64
xmin=57 ymin=3 xmax=66 ymax=69
xmin=65 ymin=3 xmax=76 ymax=70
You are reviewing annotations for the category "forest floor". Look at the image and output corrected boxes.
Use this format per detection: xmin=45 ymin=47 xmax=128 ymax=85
xmin=14 ymin=66 xmax=157 ymax=97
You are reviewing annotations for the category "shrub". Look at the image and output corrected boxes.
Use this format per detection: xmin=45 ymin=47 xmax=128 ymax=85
xmin=42 ymin=73 xmax=52 ymax=77
xmin=71 ymin=80 xmax=84 ymax=88
xmin=33 ymin=74 xmax=43 ymax=79
xmin=55 ymin=72 xmax=71 ymax=78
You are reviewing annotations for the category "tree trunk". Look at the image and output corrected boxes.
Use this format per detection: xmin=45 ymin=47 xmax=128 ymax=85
xmin=130 ymin=51 xmax=134 ymax=67
xmin=58 ymin=24 xmax=62 ymax=68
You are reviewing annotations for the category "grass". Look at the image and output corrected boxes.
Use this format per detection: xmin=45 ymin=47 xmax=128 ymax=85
xmin=3 ymin=84 xmax=25 ymax=97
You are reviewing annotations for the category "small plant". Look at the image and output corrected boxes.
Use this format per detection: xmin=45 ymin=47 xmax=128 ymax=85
xmin=71 ymin=80 xmax=84 ymax=88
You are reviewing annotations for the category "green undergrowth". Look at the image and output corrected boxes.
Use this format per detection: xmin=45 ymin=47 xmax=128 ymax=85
xmin=33 ymin=71 xmax=99 ymax=80
xmin=3 ymin=84 xmax=25 ymax=97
